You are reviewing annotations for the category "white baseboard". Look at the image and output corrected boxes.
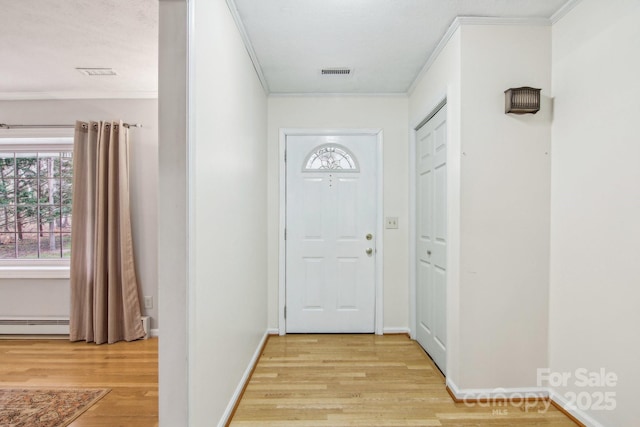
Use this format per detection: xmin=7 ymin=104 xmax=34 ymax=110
xmin=549 ymin=389 xmax=605 ymax=427
xmin=446 ymin=378 xmax=549 ymax=400
xmin=445 ymin=380 xmax=554 ymax=418
xmin=383 ymin=327 xmax=410 ymax=334
xmin=218 ymin=330 xmax=270 ymax=427
xmin=447 ymin=379 xmax=605 ymax=426
xmin=150 ymin=329 xmax=159 ymax=338
xmin=266 ymin=328 xmax=279 ymax=335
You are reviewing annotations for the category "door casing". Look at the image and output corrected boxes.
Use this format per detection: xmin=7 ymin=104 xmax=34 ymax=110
xmin=279 ymin=128 xmax=384 ymax=335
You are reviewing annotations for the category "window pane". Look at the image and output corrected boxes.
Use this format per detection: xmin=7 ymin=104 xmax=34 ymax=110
xmin=38 ymin=153 xmax=61 ymax=179
xmin=16 ymin=179 xmax=38 ymax=204
xmin=39 ymin=179 xmax=60 ymax=204
xmin=0 ymin=179 xmax=15 ymax=205
xmin=60 ymin=208 xmax=72 ymax=232
xmin=303 ymin=144 xmax=359 ymax=172
xmin=17 ymin=206 xmax=37 ymax=234
xmin=0 ymin=233 xmax=16 ymax=258
xmin=40 ymin=206 xmax=61 ymax=230
xmin=61 ymin=176 xmax=73 ymax=206
xmin=0 ymin=206 xmax=16 ymax=232
xmin=62 ymin=233 xmax=71 ymax=258
xmin=17 ymin=233 xmax=38 ymax=259
xmin=39 ymin=232 xmax=63 ymax=259
xmin=61 ymin=154 xmax=73 ymax=178
xmin=15 ymin=154 xmax=38 ymax=179
xmin=0 ymin=154 xmax=15 ymax=178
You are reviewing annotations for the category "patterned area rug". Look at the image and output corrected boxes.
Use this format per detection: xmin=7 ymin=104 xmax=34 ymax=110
xmin=0 ymin=388 xmax=109 ymax=427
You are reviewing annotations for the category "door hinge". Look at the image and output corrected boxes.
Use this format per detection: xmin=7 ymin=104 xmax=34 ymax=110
xmin=284 ymin=150 xmax=287 ymax=162
xmin=284 ymin=306 xmax=287 ymax=319
xmin=284 ymin=228 xmax=287 ymax=240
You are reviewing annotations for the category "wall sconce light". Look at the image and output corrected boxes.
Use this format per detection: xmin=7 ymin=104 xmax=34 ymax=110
xmin=504 ymin=87 xmax=541 ymax=114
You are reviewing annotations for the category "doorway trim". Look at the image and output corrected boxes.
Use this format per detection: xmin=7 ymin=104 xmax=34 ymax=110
xmin=279 ymin=128 xmax=384 ymax=335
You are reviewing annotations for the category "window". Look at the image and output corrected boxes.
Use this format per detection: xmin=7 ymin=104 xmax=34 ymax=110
xmin=0 ymin=138 xmax=73 ymax=262
xmin=303 ymin=144 xmax=359 ymax=172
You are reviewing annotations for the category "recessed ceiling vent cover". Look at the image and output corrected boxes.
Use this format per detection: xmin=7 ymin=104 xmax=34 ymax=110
xmin=76 ymin=67 xmax=118 ymax=76
xmin=321 ymin=68 xmax=351 ymax=75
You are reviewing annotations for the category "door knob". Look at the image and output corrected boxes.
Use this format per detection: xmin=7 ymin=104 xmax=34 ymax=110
xmin=366 ymin=248 xmax=373 ymax=256
xmin=427 ymin=250 xmax=432 ymax=256
xmin=366 ymin=233 xmax=373 ymax=241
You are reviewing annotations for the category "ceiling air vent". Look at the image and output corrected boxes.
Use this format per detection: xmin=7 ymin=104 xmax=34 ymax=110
xmin=321 ymin=68 xmax=351 ymax=76
xmin=76 ymin=67 xmax=118 ymax=76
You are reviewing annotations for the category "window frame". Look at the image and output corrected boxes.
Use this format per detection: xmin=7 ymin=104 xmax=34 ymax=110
xmin=0 ymin=136 xmax=73 ymax=278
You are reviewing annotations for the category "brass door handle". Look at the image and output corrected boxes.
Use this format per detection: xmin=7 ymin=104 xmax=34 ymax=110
xmin=366 ymin=248 xmax=373 ymax=256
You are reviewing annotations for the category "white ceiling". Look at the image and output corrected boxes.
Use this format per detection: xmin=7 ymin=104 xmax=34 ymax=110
xmin=0 ymin=0 xmax=158 ymax=100
xmin=233 ymin=0 xmax=571 ymax=94
xmin=0 ymin=0 xmax=573 ymax=99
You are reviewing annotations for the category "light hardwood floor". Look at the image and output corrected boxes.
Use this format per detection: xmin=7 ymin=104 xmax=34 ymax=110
xmin=0 ymin=337 xmax=158 ymax=427
xmin=230 ymin=334 xmax=578 ymax=427
xmin=0 ymin=335 xmax=579 ymax=427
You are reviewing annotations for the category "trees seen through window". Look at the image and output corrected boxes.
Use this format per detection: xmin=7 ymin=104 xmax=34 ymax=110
xmin=0 ymin=151 xmax=73 ymax=259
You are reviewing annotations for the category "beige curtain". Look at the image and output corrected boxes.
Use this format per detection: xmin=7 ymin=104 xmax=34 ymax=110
xmin=69 ymin=121 xmax=145 ymax=344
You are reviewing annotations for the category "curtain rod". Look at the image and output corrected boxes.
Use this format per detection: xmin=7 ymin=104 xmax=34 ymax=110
xmin=0 ymin=123 xmax=142 ymax=130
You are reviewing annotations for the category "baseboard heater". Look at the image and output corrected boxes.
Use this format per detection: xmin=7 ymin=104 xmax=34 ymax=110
xmin=0 ymin=316 xmax=150 ymax=338
xmin=0 ymin=317 xmax=70 ymax=335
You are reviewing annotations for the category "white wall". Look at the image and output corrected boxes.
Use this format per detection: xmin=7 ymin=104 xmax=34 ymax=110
xmin=189 ymin=0 xmax=268 ymax=425
xmin=457 ymin=24 xmax=552 ymax=390
xmin=550 ymin=1 xmax=640 ymax=425
xmin=0 ymin=98 xmax=159 ymax=329
xmin=409 ymin=22 xmax=552 ymax=392
xmin=158 ymin=0 xmax=188 ymax=425
xmin=267 ymin=95 xmax=409 ymax=331
xmin=409 ymin=27 xmax=462 ymax=385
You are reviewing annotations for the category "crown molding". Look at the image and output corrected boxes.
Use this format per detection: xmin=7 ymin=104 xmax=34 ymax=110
xmin=550 ymin=0 xmax=582 ymax=24
xmin=226 ymin=0 xmax=270 ymax=95
xmin=268 ymin=92 xmax=407 ymax=98
xmin=455 ymin=16 xmax=551 ymax=27
xmin=406 ymin=17 xmax=460 ymax=95
xmin=0 ymin=91 xmax=158 ymax=101
xmin=407 ymin=16 xmax=552 ymax=95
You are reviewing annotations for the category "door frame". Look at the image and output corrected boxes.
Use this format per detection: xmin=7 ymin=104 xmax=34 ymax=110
xmin=279 ymin=128 xmax=384 ymax=335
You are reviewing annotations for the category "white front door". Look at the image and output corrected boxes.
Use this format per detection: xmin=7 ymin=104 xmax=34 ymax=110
xmin=416 ymin=105 xmax=447 ymax=371
xmin=286 ymin=134 xmax=377 ymax=333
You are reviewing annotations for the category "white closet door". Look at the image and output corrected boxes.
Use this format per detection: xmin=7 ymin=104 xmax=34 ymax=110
xmin=416 ymin=105 xmax=447 ymax=371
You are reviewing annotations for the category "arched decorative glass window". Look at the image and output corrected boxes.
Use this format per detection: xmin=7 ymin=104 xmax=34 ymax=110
xmin=302 ymin=144 xmax=359 ymax=172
